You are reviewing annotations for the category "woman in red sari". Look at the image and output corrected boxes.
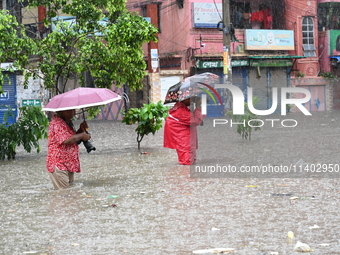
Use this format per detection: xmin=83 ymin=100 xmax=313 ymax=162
xmin=164 ymin=97 xmax=202 ymax=165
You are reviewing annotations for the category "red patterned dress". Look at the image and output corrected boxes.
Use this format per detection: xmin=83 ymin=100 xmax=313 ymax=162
xmin=164 ymin=102 xmax=202 ymax=165
xmin=46 ymin=116 xmax=80 ymax=173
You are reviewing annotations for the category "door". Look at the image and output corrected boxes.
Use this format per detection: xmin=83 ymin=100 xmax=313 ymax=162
xmin=248 ymin=67 xmax=289 ymax=113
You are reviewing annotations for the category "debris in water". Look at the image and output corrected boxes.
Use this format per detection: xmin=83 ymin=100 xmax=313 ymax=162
xmin=290 ymin=196 xmax=299 ymax=200
xmin=211 ymin=227 xmax=220 ymax=231
xmin=271 ymin=193 xmax=293 ymax=196
xmin=308 ymin=224 xmax=320 ymax=229
xmin=108 ymin=195 xmax=119 ymax=198
xmin=287 ymin=231 xmax=295 ymax=239
xmin=193 ymin=247 xmax=235 ymax=254
xmin=294 ymin=241 xmax=313 ymax=252
xmin=245 ymin=185 xmax=260 ymax=188
xmin=319 ymin=243 xmax=330 ymax=247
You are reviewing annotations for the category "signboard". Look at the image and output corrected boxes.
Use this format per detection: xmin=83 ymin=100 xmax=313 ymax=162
xmin=0 ymin=73 xmax=17 ymax=124
xmin=22 ymin=99 xmax=41 ymax=106
xmin=223 ymin=47 xmax=229 ymax=74
xmin=150 ymin=49 xmax=159 ymax=72
xmin=250 ymin=59 xmax=293 ymax=67
xmin=192 ymin=3 xmax=222 ymax=28
xmin=245 ymin=30 xmax=294 ymax=50
xmin=197 ymin=59 xmax=249 ymax=69
xmin=143 ymin=17 xmax=151 ymax=23
xmin=0 ymin=90 xmax=10 ymax=101
xmin=329 ymin=30 xmax=340 ymax=55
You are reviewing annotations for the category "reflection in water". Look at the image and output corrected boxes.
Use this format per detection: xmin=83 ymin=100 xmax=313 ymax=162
xmin=1 ymin=116 xmax=340 ymax=254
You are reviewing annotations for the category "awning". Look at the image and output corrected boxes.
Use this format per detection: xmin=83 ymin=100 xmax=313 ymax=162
xmin=329 ymin=56 xmax=340 ymax=61
xmin=248 ymin=55 xmax=306 ymax=67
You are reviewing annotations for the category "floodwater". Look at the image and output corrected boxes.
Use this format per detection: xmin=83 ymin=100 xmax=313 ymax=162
xmin=1 ymin=111 xmax=340 ymax=254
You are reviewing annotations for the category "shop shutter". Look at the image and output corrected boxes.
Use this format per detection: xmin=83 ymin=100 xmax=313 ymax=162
xmin=0 ymin=72 xmax=17 ymax=125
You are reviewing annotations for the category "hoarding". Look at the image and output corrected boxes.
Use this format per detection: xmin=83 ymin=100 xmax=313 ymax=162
xmin=192 ymin=3 xmax=222 ymax=28
xmin=245 ymin=30 xmax=294 ymax=50
xmin=328 ymin=30 xmax=340 ymax=55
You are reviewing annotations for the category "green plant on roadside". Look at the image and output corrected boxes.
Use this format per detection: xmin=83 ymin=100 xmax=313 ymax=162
xmin=122 ymin=101 xmax=169 ymax=150
xmin=0 ymin=106 xmax=49 ymax=160
xmin=227 ymin=97 xmax=261 ymax=141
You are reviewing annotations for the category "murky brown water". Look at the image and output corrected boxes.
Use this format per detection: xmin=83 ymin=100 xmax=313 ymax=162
xmin=1 ymin=111 xmax=340 ymax=254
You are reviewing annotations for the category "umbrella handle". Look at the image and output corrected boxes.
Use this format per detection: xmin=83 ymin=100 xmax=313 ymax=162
xmin=81 ymin=109 xmax=88 ymax=132
xmin=82 ymin=110 xmax=86 ymax=121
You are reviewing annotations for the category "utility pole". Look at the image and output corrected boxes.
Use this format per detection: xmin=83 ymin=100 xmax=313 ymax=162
xmin=146 ymin=4 xmax=159 ymax=73
xmin=222 ymin=0 xmax=233 ymax=110
xmin=146 ymin=4 xmax=160 ymax=103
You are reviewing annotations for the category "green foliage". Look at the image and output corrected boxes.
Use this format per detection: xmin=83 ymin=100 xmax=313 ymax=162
xmin=227 ymin=97 xmax=261 ymax=141
xmin=0 ymin=1 xmax=158 ymax=93
xmin=319 ymin=71 xmax=337 ymax=79
xmin=122 ymin=101 xmax=169 ymax=150
xmin=84 ymin=106 xmax=102 ymax=120
xmin=0 ymin=106 xmax=49 ymax=160
xmin=296 ymin=71 xmax=305 ymax=78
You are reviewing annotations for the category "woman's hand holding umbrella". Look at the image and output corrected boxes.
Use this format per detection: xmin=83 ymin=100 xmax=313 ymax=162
xmin=77 ymin=120 xmax=96 ymax=153
xmin=77 ymin=121 xmax=89 ymax=133
xmin=194 ymin=97 xmax=201 ymax=108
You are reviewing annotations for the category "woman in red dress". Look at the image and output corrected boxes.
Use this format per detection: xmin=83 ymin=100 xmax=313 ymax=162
xmin=164 ymin=97 xmax=202 ymax=165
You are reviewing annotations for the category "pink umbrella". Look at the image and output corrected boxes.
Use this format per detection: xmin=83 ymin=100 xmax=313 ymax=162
xmin=42 ymin=87 xmax=122 ymax=112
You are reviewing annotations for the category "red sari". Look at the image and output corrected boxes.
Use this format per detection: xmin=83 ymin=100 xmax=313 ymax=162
xmin=164 ymin=102 xmax=202 ymax=165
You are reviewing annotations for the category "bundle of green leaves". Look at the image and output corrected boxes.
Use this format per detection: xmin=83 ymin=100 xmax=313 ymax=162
xmin=122 ymin=101 xmax=169 ymax=150
xmin=0 ymin=106 xmax=49 ymax=160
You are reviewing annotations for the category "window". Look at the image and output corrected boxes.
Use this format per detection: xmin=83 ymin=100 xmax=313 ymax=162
xmin=302 ymin=17 xmax=316 ymax=57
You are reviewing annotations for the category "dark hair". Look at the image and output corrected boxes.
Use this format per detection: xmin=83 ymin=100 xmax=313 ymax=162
xmin=336 ymin=35 xmax=340 ymax=52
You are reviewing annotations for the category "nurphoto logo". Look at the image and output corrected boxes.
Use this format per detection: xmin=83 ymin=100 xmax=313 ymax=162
xmin=201 ymin=84 xmax=312 ymax=116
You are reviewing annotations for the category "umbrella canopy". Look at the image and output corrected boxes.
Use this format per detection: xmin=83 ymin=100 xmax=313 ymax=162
xmin=163 ymin=72 xmax=221 ymax=105
xmin=42 ymin=87 xmax=122 ymax=112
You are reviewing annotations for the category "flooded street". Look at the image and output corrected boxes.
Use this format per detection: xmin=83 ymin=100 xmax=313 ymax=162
xmin=1 ymin=111 xmax=340 ymax=254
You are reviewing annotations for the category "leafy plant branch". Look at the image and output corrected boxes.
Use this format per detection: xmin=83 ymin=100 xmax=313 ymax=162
xmin=122 ymin=101 xmax=169 ymax=151
xmin=0 ymin=106 xmax=49 ymax=160
xmin=227 ymin=97 xmax=261 ymax=141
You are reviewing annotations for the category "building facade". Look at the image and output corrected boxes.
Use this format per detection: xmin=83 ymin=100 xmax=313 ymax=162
xmin=128 ymin=0 xmax=335 ymax=114
xmin=1 ymin=0 xmax=339 ymax=124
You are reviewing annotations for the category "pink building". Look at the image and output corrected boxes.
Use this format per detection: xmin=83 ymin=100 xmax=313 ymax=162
xmin=127 ymin=0 xmax=336 ymax=113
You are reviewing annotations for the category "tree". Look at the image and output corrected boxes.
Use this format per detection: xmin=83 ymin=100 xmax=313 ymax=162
xmin=0 ymin=0 xmax=158 ymax=94
xmin=122 ymin=101 xmax=169 ymax=151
